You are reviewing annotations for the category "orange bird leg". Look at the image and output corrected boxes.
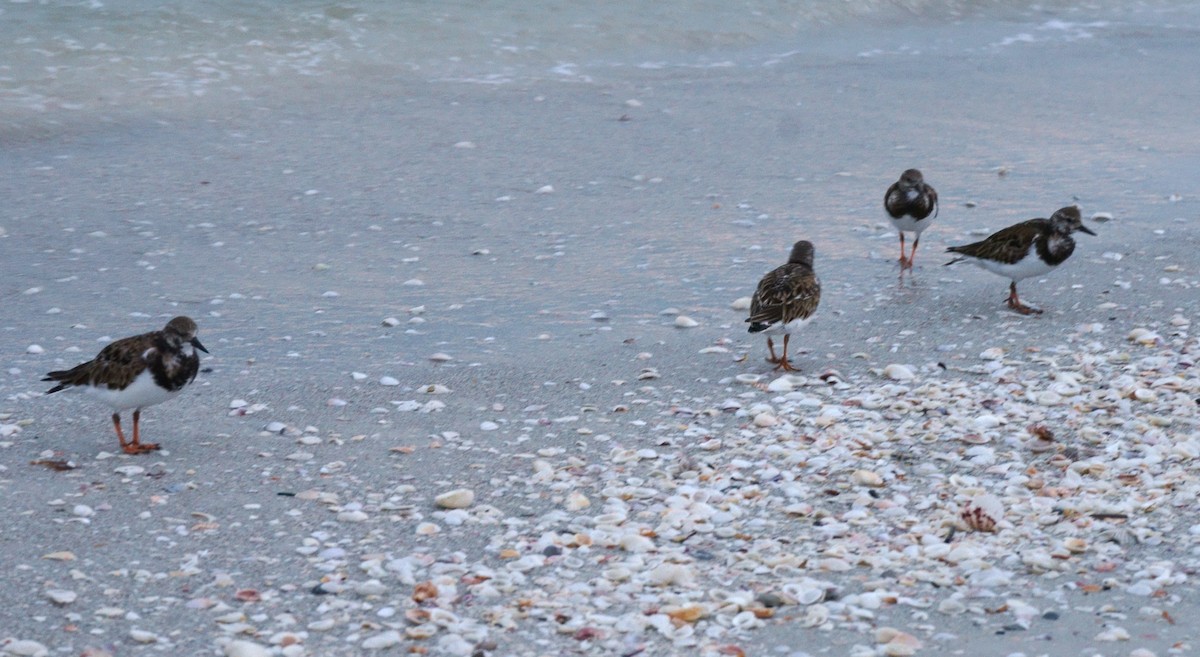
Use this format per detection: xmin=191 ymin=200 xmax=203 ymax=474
xmin=774 ymin=334 xmax=799 ymax=372
xmin=112 ymin=413 xmax=131 ymax=451
xmin=1006 ymin=282 xmax=1042 ymax=315
xmin=908 ymin=235 xmax=921 ymax=269
xmin=126 ymin=409 xmax=160 ymax=454
xmin=765 ymin=337 xmax=780 ymax=364
xmin=898 ymin=232 xmax=909 ymax=269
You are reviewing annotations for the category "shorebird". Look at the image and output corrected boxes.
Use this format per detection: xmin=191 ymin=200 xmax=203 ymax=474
xmin=945 ymin=206 xmax=1095 ymax=315
xmin=746 ymin=240 xmax=821 ymax=371
xmin=884 ymin=168 xmax=939 ymax=271
xmin=43 ymin=316 xmax=208 ymax=454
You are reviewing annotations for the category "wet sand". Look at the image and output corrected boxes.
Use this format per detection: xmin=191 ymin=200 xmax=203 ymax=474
xmin=2 ymin=6 xmax=1200 ymax=656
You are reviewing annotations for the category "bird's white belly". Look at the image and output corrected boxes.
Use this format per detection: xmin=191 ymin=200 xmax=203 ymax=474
xmin=83 ymin=370 xmax=179 ymax=411
xmin=889 ymin=213 xmax=931 ymax=234
xmin=758 ymin=315 xmax=814 ymax=336
xmin=966 ymin=244 xmax=1055 ymax=281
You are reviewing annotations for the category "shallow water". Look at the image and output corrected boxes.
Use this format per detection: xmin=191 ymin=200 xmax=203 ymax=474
xmin=1 ymin=0 xmax=1193 ymax=125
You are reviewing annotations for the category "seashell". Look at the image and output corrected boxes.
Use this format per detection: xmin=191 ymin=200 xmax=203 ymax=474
xmin=852 ymin=469 xmax=884 ymax=487
xmin=564 ymin=491 xmax=590 ymax=511
xmin=663 ymin=604 xmax=707 ymax=623
xmin=735 ymin=373 xmax=762 ymax=384
xmin=1125 ymin=328 xmax=1161 ymax=346
xmin=405 ymin=608 xmax=431 ymax=624
xmin=128 ymin=630 xmax=158 ymax=644
xmin=45 ymin=589 xmax=77 ymax=605
xmin=224 ymin=641 xmax=271 ymax=657
xmin=362 ymin=630 xmax=404 ymax=649
xmin=648 ymin=563 xmax=694 ymax=586
xmin=883 ymin=364 xmax=915 ymax=381
xmin=766 ymin=376 xmax=795 ymax=392
xmin=979 ymin=347 xmax=1004 ymax=360
xmin=960 ymin=494 xmax=1004 ymax=532
xmin=674 ymin=315 xmax=700 ymax=328
xmin=753 ymin=412 xmax=778 ymax=427
xmin=730 ymin=296 xmax=752 ymax=310
xmin=434 ymin=488 xmax=475 ymax=509
xmin=798 ymin=604 xmax=830 ymax=628
xmin=781 ymin=582 xmax=825 ymax=605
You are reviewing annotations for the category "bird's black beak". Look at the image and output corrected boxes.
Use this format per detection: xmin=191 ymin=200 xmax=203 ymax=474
xmin=1079 ymin=225 xmax=1097 ymax=236
xmin=192 ymin=337 xmax=210 ymax=354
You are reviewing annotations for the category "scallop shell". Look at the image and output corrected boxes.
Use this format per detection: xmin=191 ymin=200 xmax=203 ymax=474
xmin=960 ymin=494 xmax=1004 ymax=532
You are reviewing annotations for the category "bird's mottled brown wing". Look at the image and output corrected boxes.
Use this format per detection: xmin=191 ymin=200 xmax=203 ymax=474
xmin=42 ymin=332 xmax=154 ymax=392
xmin=748 ymin=264 xmax=821 ymax=326
xmin=948 ymin=219 xmax=1045 ymax=264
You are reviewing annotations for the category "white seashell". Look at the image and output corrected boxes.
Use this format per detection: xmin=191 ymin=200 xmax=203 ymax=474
xmin=337 ymin=510 xmax=369 ymax=523
xmin=26 ymin=344 xmax=45 ymax=354
xmin=799 ymin=604 xmax=830 ymax=628
xmin=937 ymin=598 xmax=966 ymax=614
xmin=405 ymin=625 xmax=437 ymax=639
xmin=753 ymin=412 xmax=778 ymax=427
xmin=1093 ymin=627 xmax=1131 ymax=642
xmin=224 ymin=641 xmax=271 ymax=657
xmin=415 ymin=522 xmax=441 ymax=535
xmin=361 ymin=630 xmax=403 ymax=649
xmin=428 ymin=352 xmax=453 ymax=362
xmin=535 ymin=185 xmax=554 ymax=194
xmin=960 ymin=494 xmax=1004 ymax=532
xmin=45 ymin=589 xmax=77 ymax=605
xmin=379 ymin=376 xmax=400 ymax=386
xmin=731 ymin=296 xmax=752 ymax=310
xmin=128 ymin=629 xmax=158 ymax=643
xmin=618 ymin=533 xmax=654 ymax=552
xmin=648 ymin=563 xmax=694 ymax=586
xmin=674 ymin=315 xmax=699 ymax=328
xmin=852 ymin=469 xmax=884 ymax=487
xmin=979 ymin=347 xmax=1004 ymax=360
xmin=1035 ymin=390 xmax=1063 ymax=406
xmin=883 ymin=364 xmax=914 ymax=381
xmin=766 ymin=376 xmax=795 ymax=392
xmin=355 ymin=580 xmax=389 ymax=597
xmin=3 ymin=641 xmax=49 ymax=657
xmin=434 ymin=489 xmax=475 ymax=509
xmin=735 ymin=373 xmax=762 ymax=384
xmin=565 ymin=491 xmax=590 ymax=511
xmin=782 ymin=583 xmax=825 ymax=605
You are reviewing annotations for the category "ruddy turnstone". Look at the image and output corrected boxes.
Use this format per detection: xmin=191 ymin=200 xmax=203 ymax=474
xmin=945 ymin=206 xmax=1095 ymax=315
xmin=746 ymin=240 xmax=821 ymax=371
xmin=884 ymin=168 xmax=939 ymax=271
xmin=42 ymin=316 xmax=208 ymax=454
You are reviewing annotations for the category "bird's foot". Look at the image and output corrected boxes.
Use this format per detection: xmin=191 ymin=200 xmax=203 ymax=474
xmin=773 ymin=359 xmax=799 ymax=372
xmin=122 ymin=442 xmax=161 ymax=455
xmin=1007 ymin=299 xmax=1043 ymax=315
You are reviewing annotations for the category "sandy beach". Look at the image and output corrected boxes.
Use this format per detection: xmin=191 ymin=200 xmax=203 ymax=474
xmin=2 ymin=3 xmax=1200 ymax=656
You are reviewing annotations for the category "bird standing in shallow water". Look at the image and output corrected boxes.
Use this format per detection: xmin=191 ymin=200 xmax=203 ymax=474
xmin=746 ymin=240 xmax=821 ymax=372
xmin=884 ymin=168 xmax=939 ymax=272
xmin=945 ymin=206 xmax=1096 ymax=315
xmin=43 ymin=316 xmax=208 ymax=454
